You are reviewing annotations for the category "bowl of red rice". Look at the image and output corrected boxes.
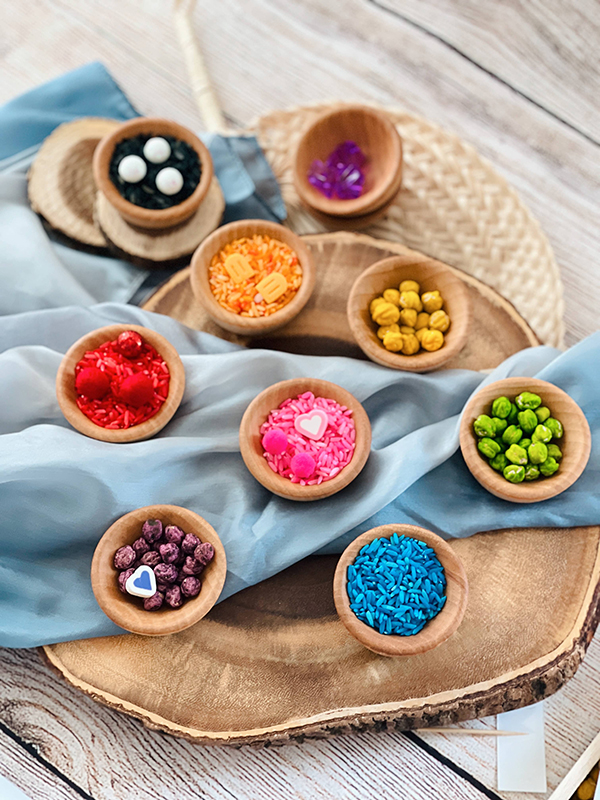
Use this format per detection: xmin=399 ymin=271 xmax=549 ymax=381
xmin=190 ymin=219 xmax=316 ymax=336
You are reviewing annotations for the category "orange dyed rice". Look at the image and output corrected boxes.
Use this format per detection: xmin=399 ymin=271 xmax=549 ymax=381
xmin=208 ymin=234 xmax=302 ymax=317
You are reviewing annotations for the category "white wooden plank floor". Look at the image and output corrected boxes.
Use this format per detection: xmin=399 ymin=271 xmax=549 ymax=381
xmin=0 ymin=1 xmax=599 ymax=798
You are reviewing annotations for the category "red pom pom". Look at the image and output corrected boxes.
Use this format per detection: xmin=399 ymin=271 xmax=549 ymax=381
xmin=118 ymin=373 xmax=155 ymax=407
xmin=75 ymin=367 xmax=111 ymax=400
xmin=290 ymin=452 xmax=316 ymax=479
xmin=116 ymin=330 xmax=143 ymax=358
xmin=262 ymin=428 xmax=288 ymax=455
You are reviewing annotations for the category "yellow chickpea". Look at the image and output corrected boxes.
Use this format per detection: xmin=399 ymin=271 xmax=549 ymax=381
xmin=382 ymin=331 xmax=403 ymax=352
xmin=421 ymin=291 xmax=444 ymax=314
xmin=400 ymin=280 xmax=420 ymax=294
xmin=377 ymin=323 xmax=400 ymax=340
xmin=415 ymin=328 xmax=427 ymax=344
xmin=420 ymin=329 xmax=445 ymax=351
xmin=399 ymin=291 xmax=423 ymax=312
xmin=429 ymin=309 xmax=450 ymax=332
xmin=400 ymin=326 xmax=415 ymax=335
xmin=372 ymin=302 xmax=400 ymax=326
xmin=399 ymin=308 xmax=417 ymax=327
xmin=383 ymin=288 xmax=401 ymax=306
xmin=370 ymin=296 xmax=386 ymax=316
xmin=578 ymin=779 xmax=596 ymax=800
xmin=402 ymin=333 xmax=420 ymax=355
xmin=415 ymin=312 xmax=430 ymax=330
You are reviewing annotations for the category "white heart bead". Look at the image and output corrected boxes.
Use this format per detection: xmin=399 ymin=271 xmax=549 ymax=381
xmin=155 ymin=167 xmax=184 ymax=196
xmin=143 ymin=136 xmax=171 ymax=164
xmin=117 ymin=154 xmax=147 ymax=183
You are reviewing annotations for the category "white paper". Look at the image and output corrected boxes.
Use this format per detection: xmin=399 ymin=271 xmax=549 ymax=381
xmin=497 ymin=703 xmax=547 ymax=793
xmin=0 ymin=775 xmax=33 ymax=800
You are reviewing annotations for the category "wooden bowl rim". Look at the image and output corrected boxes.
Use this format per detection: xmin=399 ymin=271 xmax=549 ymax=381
xmin=292 ymin=104 xmax=403 ymax=217
xmin=333 ymin=523 xmax=469 ymax=657
xmin=190 ymin=219 xmax=316 ymax=336
xmin=346 ymin=255 xmax=473 ymax=372
xmin=55 ymin=323 xmax=185 ymax=443
xmin=92 ymin=117 xmax=214 ymax=229
xmin=91 ymin=504 xmax=227 ymax=636
xmin=239 ymin=378 xmax=372 ymax=501
xmin=459 ymin=376 xmax=592 ymax=503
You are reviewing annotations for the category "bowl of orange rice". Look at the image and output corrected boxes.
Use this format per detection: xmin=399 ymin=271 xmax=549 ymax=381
xmin=190 ymin=220 xmax=316 ymax=335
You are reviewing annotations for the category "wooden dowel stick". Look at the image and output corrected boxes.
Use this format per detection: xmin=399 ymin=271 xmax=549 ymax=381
xmin=548 ymin=729 xmax=600 ymax=800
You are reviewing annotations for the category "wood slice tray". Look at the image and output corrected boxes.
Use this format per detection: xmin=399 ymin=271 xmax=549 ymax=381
xmin=42 ymin=233 xmax=600 ymax=745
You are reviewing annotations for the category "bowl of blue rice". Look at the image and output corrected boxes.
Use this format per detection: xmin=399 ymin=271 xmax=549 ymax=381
xmin=333 ymin=524 xmax=468 ymax=657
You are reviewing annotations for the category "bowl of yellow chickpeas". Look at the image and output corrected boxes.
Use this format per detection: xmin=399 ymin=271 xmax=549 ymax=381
xmin=346 ymin=254 xmax=472 ymax=372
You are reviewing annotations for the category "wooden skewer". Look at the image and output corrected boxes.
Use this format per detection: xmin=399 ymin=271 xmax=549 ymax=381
xmin=548 ymin=729 xmax=600 ymax=800
xmin=416 ymin=727 xmax=527 ymax=737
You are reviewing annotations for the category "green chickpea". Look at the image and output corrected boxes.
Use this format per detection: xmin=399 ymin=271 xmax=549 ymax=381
xmin=473 ymin=414 xmax=496 ymax=438
xmin=491 ymin=396 xmax=512 ymax=419
xmin=535 ymin=406 xmax=551 ymax=423
xmin=524 ymin=465 xmax=540 ymax=481
xmin=490 ymin=452 xmax=509 ymax=472
xmin=478 ymin=437 xmax=501 ymax=459
xmin=506 ymin=403 xmax=519 ymax=425
xmin=532 ymin=424 xmax=552 ymax=444
xmin=520 ymin=438 xmax=532 ymax=450
xmin=502 ymin=425 xmax=523 ymax=445
xmin=540 ymin=457 xmax=560 ymax=477
xmin=515 ymin=392 xmax=542 ymax=410
xmin=503 ymin=464 xmax=525 ymax=483
xmin=492 ymin=417 xmax=507 ymax=435
xmin=528 ymin=441 xmax=548 ymax=465
xmin=517 ymin=409 xmax=538 ymax=434
xmin=505 ymin=444 xmax=528 ymax=465
xmin=546 ymin=418 xmax=564 ymax=439
xmin=547 ymin=443 xmax=563 ymax=461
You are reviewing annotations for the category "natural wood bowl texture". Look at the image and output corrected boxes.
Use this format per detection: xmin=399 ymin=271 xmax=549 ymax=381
xmin=92 ymin=116 xmax=214 ymax=230
xmin=91 ymin=505 xmax=227 ymax=636
xmin=190 ymin=219 xmax=316 ymax=336
xmin=347 ymin=254 xmax=472 ymax=372
xmin=55 ymin=324 xmax=185 ymax=443
xmin=44 ymin=524 xmax=600 ymax=744
xmin=333 ymin=524 xmax=468 ymax=657
xmin=460 ymin=377 xmax=591 ymax=503
xmin=239 ymin=378 xmax=371 ymax=501
xmin=292 ymin=105 xmax=403 ymax=219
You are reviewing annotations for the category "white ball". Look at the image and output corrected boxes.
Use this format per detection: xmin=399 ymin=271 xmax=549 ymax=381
xmin=155 ymin=167 xmax=184 ymax=196
xmin=143 ymin=136 xmax=171 ymax=164
xmin=117 ymin=154 xmax=147 ymax=183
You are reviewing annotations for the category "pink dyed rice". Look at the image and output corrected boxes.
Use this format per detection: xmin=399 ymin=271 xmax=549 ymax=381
xmin=260 ymin=391 xmax=356 ymax=485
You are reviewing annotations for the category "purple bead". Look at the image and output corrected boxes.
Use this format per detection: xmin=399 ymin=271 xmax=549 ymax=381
xmin=154 ymin=563 xmax=179 ymax=584
xmin=180 ymin=576 xmax=202 ymax=598
xmin=144 ymin=592 xmax=164 ymax=611
xmin=132 ymin=536 xmax=150 ymax=557
xmin=142 ymin=519 xmax=163 ymax=543
xmin=307 ymin=140 xmax=366 ymax=200
xmin=165 ymin=585 xmax=183 ymax=608
xmin=140 ymin=550 xmax=161 ymax=568
xmin=159 ymin=543 xmax=180 ymax=564
xmin=194 ymin=541 xmax=215 ymax=567
xmin=181 ymin=556 xmax=203 ymax=576
xmin=113 ymin=545 xmax=136 ymax=570
xmin=181 ymin=533 xmax=200 ymax=554
xmin=164 ymin=524 xmax=185 ymax=545
xmin=118 ymin=568 xmax=134 ymax=594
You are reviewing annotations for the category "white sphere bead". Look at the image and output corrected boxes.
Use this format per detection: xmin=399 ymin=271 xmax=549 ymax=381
xmin=155 ymin=167 xmax=184 ymax=196
xmin=117 ymin=154 xmax=147 ymax=183
xmin=143 ymin=136 xmax=171 ymax=164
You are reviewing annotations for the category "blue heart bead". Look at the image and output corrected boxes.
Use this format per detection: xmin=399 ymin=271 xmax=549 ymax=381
xmin=133 ymin=569 xmax=152 ymax=591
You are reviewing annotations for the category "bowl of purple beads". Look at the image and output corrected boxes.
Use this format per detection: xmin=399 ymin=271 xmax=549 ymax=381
xmin=293 ymin=105 xmax=403 ymax=221
xmin=91 ymin=504 xmax=227 ymax=636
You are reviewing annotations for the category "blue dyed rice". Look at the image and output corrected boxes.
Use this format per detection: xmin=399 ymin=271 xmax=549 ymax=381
xmin=346 ymin=533 xmax=447 ymax=636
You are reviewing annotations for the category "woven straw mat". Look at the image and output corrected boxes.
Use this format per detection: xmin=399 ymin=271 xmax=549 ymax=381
xmin=250 ymin=103 xmax=564 ymax=348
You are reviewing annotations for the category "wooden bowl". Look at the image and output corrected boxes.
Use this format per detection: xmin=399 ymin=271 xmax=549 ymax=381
xmin=347 ymin=254 xmax=472 ymax=372
xmin=460 ymin=377 xmax=591 ymax=503
xmin=239 ymin=378 xmax=371 ymax=501
xmin=333 ymin=524 xmax=468 ymax=657
xmin=92 ymin=117 xmax=214 ymax=230
xmin=292 ymin=105 xmax=403 ymax=219
xmin=190 ymin=219 xmax=316 ymax=336
xmin=91 ymin=505 xmax=227 ymax=636
xmin=56 ymin=324 xmax=185 ymax=443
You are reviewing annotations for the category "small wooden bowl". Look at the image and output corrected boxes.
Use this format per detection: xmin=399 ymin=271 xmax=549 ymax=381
xmin=460 ymin=377 xmax=591 ymax=503
xmin=347 ymin=255 xmax=472 ymax=372
xmin=56 ymin=324 xmax=185 ymax=443
xmin=293 ymin=105 xmax=402 ymax=219
xmin=190 ymin=219 xmax=316 ymax=336
xmin=91 ymin=505 xmax=227 ymax=636
xmin=239 ymin=378 xmax=371 ymax=501
xmin=93 ymin=117 xmax=214 ymax=230
xmin=333 ymin=524 xmax=468 ymax=657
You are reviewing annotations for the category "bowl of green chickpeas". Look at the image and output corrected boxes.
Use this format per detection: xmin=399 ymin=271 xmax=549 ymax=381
xmin=459 ymin=377 xmax=591 ymax=503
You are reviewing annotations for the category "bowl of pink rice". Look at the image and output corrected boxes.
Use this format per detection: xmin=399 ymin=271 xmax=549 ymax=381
xmin=239 ymin=378 xmax=372 ymax=501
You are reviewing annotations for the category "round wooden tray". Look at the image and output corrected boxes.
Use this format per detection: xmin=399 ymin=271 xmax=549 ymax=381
xmin=41 ymin=232 xmax=600 ymax=745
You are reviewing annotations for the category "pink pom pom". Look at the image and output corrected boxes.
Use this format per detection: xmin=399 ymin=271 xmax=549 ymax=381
xmin=290 ymin=452 xmax=316 ymax=479
xmin=262 ymin=428 xmax=288 ymax=455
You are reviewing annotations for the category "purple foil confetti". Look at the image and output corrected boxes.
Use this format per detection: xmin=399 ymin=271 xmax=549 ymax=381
xmin=308 ymin=140 xmax=366 ymax=199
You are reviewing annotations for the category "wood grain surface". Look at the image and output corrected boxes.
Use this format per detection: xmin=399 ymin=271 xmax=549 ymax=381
xmin=1 ymin=0 xmax=599 ymax=798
